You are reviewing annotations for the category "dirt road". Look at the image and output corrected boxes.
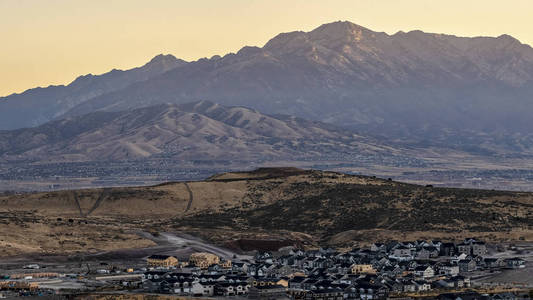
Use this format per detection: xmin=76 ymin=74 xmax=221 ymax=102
xmin=156 ymin=232 xmax=252 ymax=261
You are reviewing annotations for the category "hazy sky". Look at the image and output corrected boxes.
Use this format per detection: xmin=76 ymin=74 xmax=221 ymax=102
xmin=1 ymin=0 xmax=532 ymax=97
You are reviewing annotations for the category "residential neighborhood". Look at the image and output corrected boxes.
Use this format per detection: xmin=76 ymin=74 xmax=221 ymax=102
xmin=0 ymin=238 xmax=530 ymax=299
xmin=135 ymin=238 xmax=529 ymax=299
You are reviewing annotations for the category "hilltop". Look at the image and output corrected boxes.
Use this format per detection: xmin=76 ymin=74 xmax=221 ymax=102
xmin=1 ymin=168 xmax=532 ymax=257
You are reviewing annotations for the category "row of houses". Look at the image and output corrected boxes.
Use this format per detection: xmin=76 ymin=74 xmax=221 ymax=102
xmin=140 ymin=238 xmax=527 ymax=299
xmin=146 ymin=252 xmax=231 ymax=269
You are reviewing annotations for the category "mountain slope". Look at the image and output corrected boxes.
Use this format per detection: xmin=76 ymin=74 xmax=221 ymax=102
xmin=0 ymin=54 xmax=186 ymax=130
xmin=3 ymin=21 xmax=533 ymax=154
xmin=0 ymin=101 xmax=394 ymax=163
xmin=177 ymin=168 xmax=533 ymax=244
xmin=56 ymin=21 xmax=533 ymax=154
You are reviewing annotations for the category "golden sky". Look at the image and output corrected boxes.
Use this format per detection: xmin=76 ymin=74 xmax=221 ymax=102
xmin=1 ymin=0 xmax=532 ymax=97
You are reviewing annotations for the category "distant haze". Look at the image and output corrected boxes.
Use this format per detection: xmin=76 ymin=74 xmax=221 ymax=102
xmin=1 ymin=0 xmax=533 ymax=96
xmin=3 ymin=20 xmax=533 ymax=157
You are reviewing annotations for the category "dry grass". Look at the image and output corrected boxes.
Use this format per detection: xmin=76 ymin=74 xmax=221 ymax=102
xmin=0 ymin=168 xmax=532 ymax=257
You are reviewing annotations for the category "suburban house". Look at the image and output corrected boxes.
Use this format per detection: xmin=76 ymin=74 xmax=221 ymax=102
xmin=440 ymin=243 xmax=456 ymax=257
xmin=438 ymin=263 xmax=459 ymax=276
xmin=215 ymin=281 xmax=248 ymax=296
xmin=483 ymin=258 xmax=504 ymax=269
xmin=504 ymin=257 xmax=526 ymax=269
xmin=351 ymin=264 xmax=377 ymax=275
xmin=146 ymin=255 xmax=178 ymax=268
xmin=220 ymin=259 xmax=232 ymax=269
xmin=458 ymin=260 xmax=476 ymax=273
xmin=248 ymin=285 xmax=288 ymax=300
xmin=189 ymin=253 xmax=220 ymax=269
xmin=413 ymin=266 xmax=434 ymax=279
xmin=457 ymin=239 xmax=487 ymax=256
xmin=389 ymin=246 xmax=413 ymax=261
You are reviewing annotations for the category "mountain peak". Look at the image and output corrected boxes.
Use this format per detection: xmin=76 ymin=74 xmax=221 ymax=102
xmin=147 ymin=54 xmax=179 ymax=65
xmin=312 ymin=20 xmax=370 ymax=32
xmin=496 ymin=34 xmax=521 ymax=45
xmin=70 ymin=73 xmax=96 ymax=86
xmin=263 ymin=31 xmax=307 ymax=51
xmin=263 ymin=21 xmax=385 ymax=54
xmin=142 ymin=54 xmax=187 ymax=73
xmin=308 ymin=21 xmax=378 ymax=41
xmin=237 ymin=46 xmax=263 ymax=57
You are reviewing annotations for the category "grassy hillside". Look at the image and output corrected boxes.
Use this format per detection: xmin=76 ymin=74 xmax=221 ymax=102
xmin=1 ymin=168 xmax=532 ymax=256
xmin=175 ymin=168 xmax=533 ymax=245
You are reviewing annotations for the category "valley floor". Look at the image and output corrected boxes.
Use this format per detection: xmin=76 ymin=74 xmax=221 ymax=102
xmin=3 ymin=155 xmax=533 ymax=192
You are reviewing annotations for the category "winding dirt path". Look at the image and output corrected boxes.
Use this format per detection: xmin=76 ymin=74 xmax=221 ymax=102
xmin=71 ymin=191 xmax=84 ymax=217
xmin=184 ymin=182 xmax=193 ymax=212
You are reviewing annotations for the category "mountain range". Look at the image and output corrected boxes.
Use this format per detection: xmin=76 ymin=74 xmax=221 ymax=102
xmin=0 ymin=101 xmax=393 ymax=163
xmin=2 ymin=21 xmax=533 ymax=169
xmin=0 ymin=54 xmax=185 ymax=130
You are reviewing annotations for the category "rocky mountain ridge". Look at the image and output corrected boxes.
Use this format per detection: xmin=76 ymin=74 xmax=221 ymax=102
xmin=0 ymin=54 xmax=185 ymax=130
xmin=2 ymin=21 xmax=533 ymax=155
xmin=61 ymin=21 xmax=533 ymax=154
